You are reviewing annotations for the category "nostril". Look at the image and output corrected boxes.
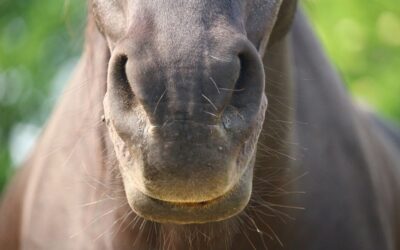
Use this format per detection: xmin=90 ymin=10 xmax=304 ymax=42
xmin=229 ymin=45 xmax=264 ymax=117
xmin=110 ymin=55 xmax=133 ymax=94
xmin=109 ymin=54 xmax=135 ymax=108
xmin=112 ymin=55 xmax=130 ymax=91
xmin=233 ymin=55 xmax=247 ymax=93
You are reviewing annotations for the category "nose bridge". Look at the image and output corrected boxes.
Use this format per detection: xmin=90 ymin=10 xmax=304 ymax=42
xmin=160 ymin=48 xmax=240 ymax=124
xmin=108 ymin=2 xmax=263 ymax=126
xmin=119 ymin=26 xmax=244 ymax=126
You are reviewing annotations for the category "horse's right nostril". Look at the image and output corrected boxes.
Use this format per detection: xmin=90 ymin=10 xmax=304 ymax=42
xmin=108 ymin=54 xmax=134 ymax=109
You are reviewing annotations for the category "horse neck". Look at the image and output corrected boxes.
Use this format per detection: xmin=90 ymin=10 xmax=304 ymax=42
xmin=259 ymin=34 xmax=295 ymax=171
xmin=274 ymin=10 xmax=400 ymax=249
xmin=248 ymin=9 xmax=374 ymax=248
xmin=18 ymin=22 xmax=138 ymax=247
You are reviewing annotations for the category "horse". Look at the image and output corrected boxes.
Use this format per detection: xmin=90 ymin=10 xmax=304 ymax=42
xmin=1 ymin=0 xmax=400 ymax=249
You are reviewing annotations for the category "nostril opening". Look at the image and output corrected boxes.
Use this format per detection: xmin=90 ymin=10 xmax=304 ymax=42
xmin=113 ymin=55 xmax=131 ymax=92
xmin=229 ymin=47 xmax=264 ymax=116
xmin=230 ymin=54 xmax=252 ymax=110
xmin=110 ymin=54 xmax=135 ymax=108
xmin=233 ymin=55 xmax=247 ymax=93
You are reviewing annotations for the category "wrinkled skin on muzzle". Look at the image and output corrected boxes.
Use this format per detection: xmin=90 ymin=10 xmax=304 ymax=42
xmin=94 ymin=0 xmax=287 ymax=224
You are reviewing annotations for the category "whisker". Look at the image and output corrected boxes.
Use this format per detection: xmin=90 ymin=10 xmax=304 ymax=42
xmin=69 ymin=202 xmax=128 ymax=238
xmin=111 ymin=210 xmax=134 ymax=241
xmin=253 ymin=211 xmax=284 ymax=248
xmin=267 ymin=203 xmax=305 ymax=210
xmin=93 ymin=211 xmax=129 ymax=242
xmin=238 ymin=217 xmax=257 ymax=250
xmin=243 ymin=211 xmax=271 ymax=249
xmin=209 ymin=55 xmax=232 ymax=63
xmin=209 ymin=77 xmax=220 ymax=94
xmin=153 ymin=89 xmax=167 ymax=115
xmin=258 ymin=142 xmax=297 ymax=161
xmin=131 ymin=217 xmax=146 ymax=248
xmin=122 ymin=216 xmax=139 ymax=233
xmin=79 ymin=198 xmax=112 ymax=208
xmin=279 ymin=172 xmax=309 ymax=189
xmin=252 ymin=199 xmax=295 ymax=222
xmin=202 ymin=93 xmax=218 ymax=111
xmin=203 ymin=111 xmax=218 ymax=118
xmin=219 ymin=87 xmax=245 ymax=92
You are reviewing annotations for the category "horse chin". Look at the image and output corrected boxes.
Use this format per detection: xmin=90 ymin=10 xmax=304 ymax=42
xmin=103 ymin=92 xmax=266 ymax=224
xmin=122 ymin=164 xmax=254 ymax=225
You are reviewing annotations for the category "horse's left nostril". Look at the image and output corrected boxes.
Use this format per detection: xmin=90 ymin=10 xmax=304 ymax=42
xmin=228 ymin=41 xmax=265 ymax=120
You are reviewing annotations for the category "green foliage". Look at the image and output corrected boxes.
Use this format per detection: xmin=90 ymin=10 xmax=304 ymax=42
xmin=0 ymin=0 xmax=86 ymax=190
xmin=0 ymin=1 xmax=399 ymax=192
xmin=303 ymin=0 xmax=400 ymax=124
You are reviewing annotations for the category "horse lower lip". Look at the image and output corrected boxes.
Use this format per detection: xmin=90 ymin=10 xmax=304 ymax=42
xmin=163 ymin=200 xmax=218 ymax=207
xmin=127 ymin=168 xmax=253 ymax=224
xmin=143 ymin=187 xmax=233 ymax=208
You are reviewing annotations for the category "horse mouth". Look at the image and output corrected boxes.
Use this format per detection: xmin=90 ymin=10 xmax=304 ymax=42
xmin=126 ymin=167 xmax=253 ymax=224
xmin=144 ymin=185 xmax=233 ymax=208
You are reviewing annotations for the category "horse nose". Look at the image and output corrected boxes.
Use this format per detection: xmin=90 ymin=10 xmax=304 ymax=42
xmin=107 ymin=36 xmax=265 ymax=126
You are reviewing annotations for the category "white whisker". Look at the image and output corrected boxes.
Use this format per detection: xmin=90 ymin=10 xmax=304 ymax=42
xmin=202 ymin=93 xmax=218 ymax=111
xmin=209 ymin=77 xmax=220 ymax=94
xmin=153 ymin=89 xmax=167 ymax=115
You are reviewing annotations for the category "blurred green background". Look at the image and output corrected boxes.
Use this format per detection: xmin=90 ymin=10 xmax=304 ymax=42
xmin=0 ymin=0 xmax=399 ymax=192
